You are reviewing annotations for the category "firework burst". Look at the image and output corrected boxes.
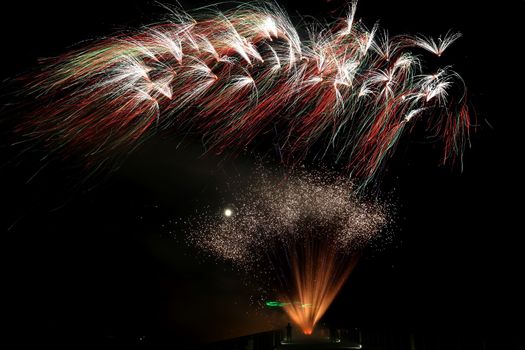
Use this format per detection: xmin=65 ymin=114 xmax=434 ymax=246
xmin=12 ymin=1 xmax=470 ymax=185
xmin=188 ymin=168 xmax=390 ymax=334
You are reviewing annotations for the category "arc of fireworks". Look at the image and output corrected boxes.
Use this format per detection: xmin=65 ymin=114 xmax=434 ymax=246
xmin=15 ymin=1 xmax=471 ymax=186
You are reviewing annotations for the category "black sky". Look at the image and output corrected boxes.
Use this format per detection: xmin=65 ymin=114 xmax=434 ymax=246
xmin=1 ymin=0 xmax=523 ymax=347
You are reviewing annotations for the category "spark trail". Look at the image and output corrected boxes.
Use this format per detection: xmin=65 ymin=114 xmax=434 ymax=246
xmin=15 ymin=1 xmax=470 ymax=185
xmin=188 ymin=168 xmax=389 ymax=334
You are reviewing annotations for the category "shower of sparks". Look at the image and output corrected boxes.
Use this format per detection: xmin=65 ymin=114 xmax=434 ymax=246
xmin=188 ymin=168 xmax=390 ymax=334
xmin=15 ymin=1 xmax=470 ymax=185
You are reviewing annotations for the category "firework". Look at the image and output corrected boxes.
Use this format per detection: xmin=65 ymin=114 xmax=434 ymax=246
xmin=188 ymin=168 xmax=389 ymax=334
xmin=13 ymin=1 xmax=470 ymax=185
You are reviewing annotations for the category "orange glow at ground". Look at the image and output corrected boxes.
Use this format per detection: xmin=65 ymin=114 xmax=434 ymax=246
xmin=281 ymin=241 xmax=360 ymax=335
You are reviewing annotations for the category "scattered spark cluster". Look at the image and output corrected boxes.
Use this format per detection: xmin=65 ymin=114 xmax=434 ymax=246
xmin=188 ymin=167 xmax=389 ymax=333
xmin=17 ymin=1 xmax=470 ymax=185
xmin=189 ymin=169 xmax=387 ymax=265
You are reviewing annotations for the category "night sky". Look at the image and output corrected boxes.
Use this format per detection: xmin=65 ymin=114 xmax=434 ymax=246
xmin=1 ymin=0 xmax=523 ymax=347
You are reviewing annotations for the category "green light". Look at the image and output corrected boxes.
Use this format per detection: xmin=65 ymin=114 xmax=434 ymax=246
xmin=265 ymin=300 xmax=290 ymax=308
xmin=265 ymin=300 xmax=312 ymax=308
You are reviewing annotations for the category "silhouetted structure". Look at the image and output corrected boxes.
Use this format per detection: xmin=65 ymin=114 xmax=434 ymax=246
xmin=203 ymin=326 xmax=523 ymax=350
xmin=286 ymin=323 xmax=292 ymax=342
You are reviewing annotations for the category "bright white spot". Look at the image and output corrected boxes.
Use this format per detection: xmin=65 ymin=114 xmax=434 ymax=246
xmin=224 ymin=208 xmax=233 ymax=217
